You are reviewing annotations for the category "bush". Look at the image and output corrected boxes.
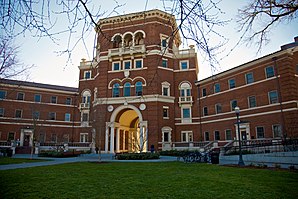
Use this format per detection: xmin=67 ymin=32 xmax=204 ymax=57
xmin=116 ymin=153 xmax=160 ymax=160
xmin=159 ymin=150 xmax=193 ymax=157
xmin=38 ymin=150 xmax=81 ymax=158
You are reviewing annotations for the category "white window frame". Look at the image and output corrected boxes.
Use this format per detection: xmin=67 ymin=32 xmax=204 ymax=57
xmin=112 ymin=61 xmax=121 ymax=71
xmin=180 ymin=60 xmax=189 ymax=70
xmin=48 ymin=112 xmax=56 ymax=120
xmin=181 ymin=131 xmax=193 ymax=142
xmin=161 ymin=82 xmax=170 ymax=96
xmin=34 ymin=94 xmax=41 ymax=102
xmin=51 ymin=96 xmax=57 ymax=104
xmin=15 ymin=109 xmax=22 ymax=118
xmin=123 ymin=60 xmax=132 ymax=70
xmin=17 ymin=92 xmax=25 ymax=100
xmin=230 ymin=99 xmax=237 ymax=111
xmin=265 ymin=66 xmax=275 ymax=78
xmin=203 ymin=106 xmax=208 ymax=116
xmin=215 ymin=103 xmax=222 ymax=114
xmin=214 ymin=83 xmax=220 ymax=93
xmin=256 ymin=126 xmax=265 ymax=139
xmin=225 ymin=129 xmax=232 ymax=140
xmin=134 ymin=59 xmax=143 ymax=69
xmin=0 ymin=108 xmax=4 ymax=117
xmin=162 ymin=58 xmax=168 ymax=68
xmin=202 ymin=88 xmax=207 ymax=97
xmin=272 ymin=124 xmax=282 ymax=138
xmin=80 ymin=133 xmax=89 ymax=143
xmin=204 ymin=131 xmax=210 ymax=141
xmin=163 ymin=106 xmax=169 ymax=119
xmin=65 ymin=113 xmax=71 ymax=122
xmin=181 ymin=106 xmax=192 ymax=123
xmin=84 ymin=70 xmax=91 ymax=79
xmin=245 ymin=72 xmax=254 ymax=84
xmin=268 ymin=90 xmax=278 ymax=104
xmin=228 ymin=79 xmax=236 ymax=89
xmin=214 ymin=130 xmax=220 ymax=141
xmin=248 ymin=96 xmax=257 ymax=108
xmin=162 ymin=127 xmax=172 ymax=143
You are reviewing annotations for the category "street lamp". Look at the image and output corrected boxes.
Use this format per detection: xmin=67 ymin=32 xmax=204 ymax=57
xmin=235 ymin=106 xmax=245 ymax=166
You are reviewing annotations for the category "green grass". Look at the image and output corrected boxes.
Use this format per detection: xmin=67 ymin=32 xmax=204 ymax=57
xmin=0 ymin=157 xmax=49 ymax=165
xmin=0 ymin=162 xmax=297 ymax=199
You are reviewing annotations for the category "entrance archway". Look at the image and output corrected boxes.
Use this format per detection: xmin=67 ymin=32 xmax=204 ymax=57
xmin=105 ymin=105 xmax=148 ymax=153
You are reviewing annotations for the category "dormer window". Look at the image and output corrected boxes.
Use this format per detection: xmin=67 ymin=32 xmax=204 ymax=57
xmin=84 ymin=71 xmax=91 ymax=79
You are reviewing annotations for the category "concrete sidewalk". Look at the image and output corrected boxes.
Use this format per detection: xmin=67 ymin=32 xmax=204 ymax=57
xmin=0 ymin=154 xmax=178 ymax=170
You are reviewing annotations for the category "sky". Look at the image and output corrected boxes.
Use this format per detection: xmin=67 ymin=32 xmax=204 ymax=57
xmin=14 ymin=0 xmax=297 ymax=87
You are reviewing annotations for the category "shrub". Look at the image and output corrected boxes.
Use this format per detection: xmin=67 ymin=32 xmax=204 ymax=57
xmin=38 ymin=150 xmax=81 ymax=158
xmin=116 ymin=153 xmax=160 ymax=160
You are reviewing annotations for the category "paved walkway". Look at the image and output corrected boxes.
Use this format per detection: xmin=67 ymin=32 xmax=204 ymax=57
xmin=0 ymin=154 xmax=178 ymax=170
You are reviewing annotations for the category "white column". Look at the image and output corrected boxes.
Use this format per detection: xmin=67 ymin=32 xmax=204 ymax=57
xmin=20 ymin=130 xmax=24 ymax=146
xmin=123 ymin=131 xmax=126 ymax=151
xmin=110 ymin=126 xmax=115 ymax=153
xmin=139 ymin=125 xmax=144 ymax=152
xmin=116 ymin=128 xmax=120 ymax=152
xmin=105 ymin=125 xmax=109 ymax=153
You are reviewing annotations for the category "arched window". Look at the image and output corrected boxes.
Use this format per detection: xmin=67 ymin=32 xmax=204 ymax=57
xmin=135 ymin=32 xmax=144 ymax=45
xmin=180 ymin=82 xmax=191 ymax=97
xmin=124 ymin=82 xmax=131 ymax=97
xmin=135 ymin=81 xmax=143 ymax=96
xmin=124 ymin=33 xmax=133 ymax=47
xmin=113 ymin=35 xmax=122 ymax=48
xmin=112 ymin=83 xmax=120 ymax=97
xmin=82 ymin=90 xmax=91 ymax=104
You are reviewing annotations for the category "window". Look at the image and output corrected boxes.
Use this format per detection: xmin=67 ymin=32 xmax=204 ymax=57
xmin=135 ymin=82 xmax=143 ymax=96
xmin=245 ymin=72 xmax=254 ymax=84
xmin=181 ymin=131 xmax=193 ymax=142
xmin=203 ymin=106 xmax=208 ymax=116
xmin=0 ymin=108 xmax=4 ymax=117
xmin=32 ymin=111 xmax=40 ymax=120
xmin=48 ymin=112 xmax=56 ymax=120
xmin=248 ymin=96 xmax=257 ymax=108
xmin=256 ymin=126 xmax=265 ymax=138
xmin=124 ymin=82 xmax=131 ymax=97
xmin=215 ymin=104 xmax=222 ymax=114
xmin=225 ymin=129 xmax=232 ymax=140
xmin=34 ymin=94 xmax=41 ymax=102
xmin=180 ymin=82 xmax=191 ymax=100
xmin=80 ymin=133 xmax=89 ymax=143
xmin=162 ymin=127 xmax=172 ymax=143
xmin=82 ymin=113 xmax=89 ymax=122
xmin=39 ymin=133 xmax=45 ymax=144
xmin=65 ymin=97 xmax=72 ymax=105
xmin=163 ymin=132 xmax=170 ymax=142
xmin=180 ymin=61 xmax=188 ymax=70
xmin=228 ymin=79 xmax=236 ymax=89
xmin=113 ymin=62 xmax=121 ymax=71
xmin=51 ymin=96 xmax=57 ymax=104
xmin=214 ymin=83 xmax=220 ymax=93
xmin=15 ymin=109 xmax=22 ymax=118
xmin=163 ymin=107 xmax=169 ymax=118
xmin=273 ymin=124 xmax=282 ymax=138
xmin=135 ymin=59 xmax=143 ymax=69
xmin=17 ymin=92 xmax=24 ymax=100
xmin=214 ymin=131 xmax=220 ymax=141
xmin=182 ymin=108 xmax=190 ymax=118
xmin=8 ymin=132 xmax=15 ymax=141
xmin=84 ymin=71 xmax=91 ymax=79
xmin=65 ymin=113 xmax=71 ymax=122
xmin=63 ymin=134 xmax=69 ymax=143
xmin=161 ymin=39 xmax=167 ymax=48
xmin=124 ymin=60 xmax=131 ymax=70
xmin=269 ymin=90 xmax=278 ymax=104
xmin=112 ymin=83 xmax=120 ymax=97
xmin=162 ymin=59 xmax=168 ymax=68
xmin=230 ymin=100 xmax=237 ymax=111
xmin=202 ymin=88 xmax=207 ymax=97
xmin=205 ymin=132 xmax=209 ymax=141
xmin=82 ymin=91 xmax=91 ymax=104
xmin=51 ymin=134 xmax=57 ymax=143
xmin=163 ymin=87 xmax=169 ymax=96
xmin=265 ymin=66 xmax=275 ymax=78
xmin=0 ymin=90 xmax=6 ymax=99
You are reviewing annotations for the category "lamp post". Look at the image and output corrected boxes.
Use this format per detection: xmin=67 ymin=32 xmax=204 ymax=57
xmin=235 ymin=106 xmax=245 ymax=166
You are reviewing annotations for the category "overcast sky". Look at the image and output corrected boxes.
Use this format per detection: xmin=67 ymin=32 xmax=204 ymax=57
xmin=15 ymin=0 xmax=297 ymax=87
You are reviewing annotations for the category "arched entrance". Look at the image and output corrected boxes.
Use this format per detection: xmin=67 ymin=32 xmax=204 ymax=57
xmin=105 ymin=105 xmax=148 ymax=153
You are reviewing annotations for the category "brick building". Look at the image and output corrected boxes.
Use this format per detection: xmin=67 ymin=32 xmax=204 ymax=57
xmin=0 ymin=10 xmax=297 ymax=154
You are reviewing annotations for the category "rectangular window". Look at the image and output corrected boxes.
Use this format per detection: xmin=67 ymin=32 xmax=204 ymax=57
xmin=63 ymin=134 xmax=69 ymax=143
xmin=203 ymin=106 xmax=208 ymax=116
xmin=215 ymin=104 xmax=222 ymax=114
xmin=230 ymin=100 xmax=238 ymax=111
xmin=225 ymin=129 xmax=232 ymax=140
xmin=228 ymin=79 xmax=236 ymax=89
xmin=269 ymin=90 xmax=278 ymax=104
xmin=34 ymin=94 xmax=41 ymax=102
xmin=15 ymin=109 xmax=22 ymax=118
xmin=39 ymin=133 xmax=45 ymax=144
xmin=163 ymin=87 xmax=169 ymax=96
xmin=124 ymin=60 xmax=131 ymax=70
xmin=214 ymin=131 xmax=220 ymax=141
xmin=205 ymin=132 xmax=209 ymax=141
xmin=273 ymin=124 xmax=282 ymax=138
xmin=32 ymin=111 xmax=40 ymax=120
xmin=51 ymin=134 xmax=57 ymax=143
xmin=82 ymin=113 xmax=89 ymax=122
xmin=84 ymin=71 xmax=91 ymax=79
xmin=0 ymin=90 xmax=6 ymax=99
xmin=161 ymin=39 xmax=167 ymax=48
xmin=65 ymin=113 xmax=71 ymax=122
xmin=181 ymin=131 xmax=193 ymax=142
xmin=248 ymin=96 xmax=257 ymax=108
xmin=182 ymin=108 xmax=190 ymax=118
xmin=48 ymin=112 xmax=56 ymax=120
xmin=180 ymin=61 xmax=188 ymax=70
xmin=162 ymin=59 xmax=168 ymax=68
xmin=113 ymin=62 xmax=121 ymax=71
xmin=80 ymin=133 xmax=88 ymax=143
xmin=17 ymin=92 xmax=24 ymax=100
xmin=0 ymin=108 xmax=4 ymax=117
xmin=8 ymin=132 xmax=15 ymax=141
xmin=256 ymin=126 xmax=265 ymax=138
xmin=65 ymin=97 xmax=71 ymax=105
xmin=135 ymin=59 xmax=143 ymax=69
xmin=202 ymin=88 xmax=207 ymax=97
xmin=265 ymin=66 xmax=275 ymax=78
xmin=163 ymin=132 xmax=169 ymax=142
xmin=51 ymin=96 xmax=57 ymax=104
xmin=214 ymin=83 xmax=220 ymax=93
xmin=163 ymin=107 xmax=169 ymax=118
xmin=245 ymin=72 xmax=254 ymax=84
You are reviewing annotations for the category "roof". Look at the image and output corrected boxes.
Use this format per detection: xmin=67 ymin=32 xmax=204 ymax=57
xmin=0 ymin=78 xmax=78 ymax=93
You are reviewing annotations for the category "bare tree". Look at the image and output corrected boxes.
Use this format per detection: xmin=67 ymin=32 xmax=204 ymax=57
xmin=0 ymin=37 xmax=31 ymax=79
xmin=237 ymin=0 xmax=298 ymax=51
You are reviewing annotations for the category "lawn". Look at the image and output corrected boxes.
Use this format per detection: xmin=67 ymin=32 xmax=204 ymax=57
xmin=0 ymin=157 xmax=49 ymax=165
xmin=0 ymin=162 xmax=297 ymax=199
